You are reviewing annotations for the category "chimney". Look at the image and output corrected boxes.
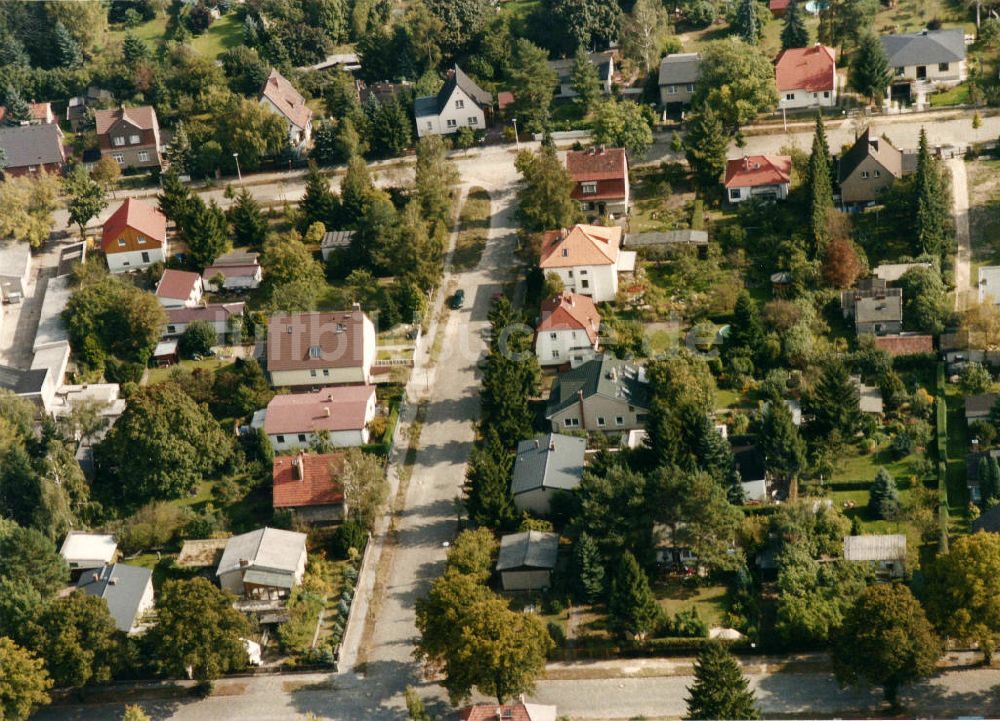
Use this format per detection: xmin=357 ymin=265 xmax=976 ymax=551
xmin=743 ymin=155 xmax=750 ymax=170
xmin=239 ymin=559 xmax=249 ymax=567
xmin=534 ymin=438 xmax=540 ymax=449
xmin=324 ymin=407 xmax=331 ymax=417
xmin=496 ymin=708 xmax=502 ymax=721
xmin=109 ymin=577 xmax=118 ymax=586
xmin=549 ymin=440 xmax=556 ymax=451
xmin=91 ymin=572 xmax=99 ymax=582
xmin=352 ymin=302 xmax=361 ymax=312
xmin=293 ymin=453 xmax=305 ymax=480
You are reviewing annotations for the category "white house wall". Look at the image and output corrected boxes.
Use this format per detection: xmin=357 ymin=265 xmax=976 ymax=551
xmin=545 ymin=264 xmax=618 ymax=303
xmin=415 ymin=87 xmax=485 ymax=138
xmin=535 ymin=329 xmax=598 ymax=367
xmin=106 ymin=246 xmax=165 ymax=274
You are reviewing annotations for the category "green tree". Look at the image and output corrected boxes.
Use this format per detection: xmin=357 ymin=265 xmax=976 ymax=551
xmin=575 ymin=465 xmax=656 ymax=564
xmin=960 ymin=362 xmax=993 ymax=395
xmin=897 ymin=266 xmax=951 ymax=335
xmin=685 ymin=641 xmax=760 ymax=720
xmin=63 ymin=165 xmax=108 ymax=238
xmin=149 ymin=578 xmax=251 ymax=680
xmin=404 ymin=687 xmax=431 ymax=721
xmin=572 ymin=531 xmax=605 ymax=603
xmin=726 ymin=291 xmax=764 ymax=357
xmin=423 ymin=0 xmax=493 ymax=57
xmin=514 ymin=144 xmax=580 ymax=232
xmin=621 ymin=0 xmax=673 ymax=72
xmin=849 ymin=32 xmax=891 ymax=104
xmin=925 ymin=533 xmax=1000 ymax=664
xmin=2 ymin=86 xmax=30 ymax=125
xmin=53 ymin=20 xmax=82 ymax=67
xmin=415 ymin=568 xmax=495 ymax=664
xmin=591 ymin=99 xmax=654 ymax=159
xmin=760 ymin=398 xmax=807 ymax=482
xmin=122 ymin=31 xmax=149 ymax=64
xmin=546 ymin=0 xmax=623 ymax=53
xmin=179 ymin=197 xmax=230 ymax=270
xmin=341 ymin=154 xmax=374 ymax=223
xmin=122 ymin=706 xmax=152 ymax=721
xmin=0 ymin=636 xmax=52 ymax=720
xmin=685 ymin=106 xmax=729 ymax=191
xmin=158 ymin=171 xmax=195 ymax=222
xmin=300 ymin=163 xmax=340 ymax=230
xmin=464 ymin=430 xmax=518 ymax=530
xmin=0 ymin=521 xmax=68 ymax=597
xmin=832 ymin=584 xmax=940 ymax=708
xmin=228 ymin=188 xmax=267 ymax=249
xmin=446 ymin=528 xmax=497 ymax=579
xmin=693 ymin=39 xmax=777 ymax=130
xmin=178 ymin=321 xmax=217 ymax=359
xmin=27 ymin=592 xmax=122 ymax=689
xmin=367 ymin=96 xmax=413 ymax=158
xmin=571 ymin=46 xmax=602 ymax=110
xmin=341 ymin=447 xmax=389 ymax=531
xmin=913 ymin=128 xmax=951 ymax=258
xmin=805 ymin=359 xmax=861 ymax=444
xmin=780 ymin=1 xmax=809 ymax=49
xmin=415 ymin=135 xmax=460 ymax=228
xmin=820 ymin=0 xmax=878 ymax=52
xmin=0 ymin=173 xmax=60 ymax=249
xmin=731 ymin=0 xmax=763 ymax=43
xmin=608 ymin=550 xmax=661 ymax=640
xmin=165 ymin=122 xmax=193 ymax=175
xmin=262 ymin=231 xmax=326 ymax=297
xmin=868 ymin=467 xmax=900 ymax=519
xmin=95 ymin=383 xmax=233 ymax=506
xmin=805 ymin=115 xmax=833 ymax=249
xmin=510 ymin=39 xmax=558 ymax=134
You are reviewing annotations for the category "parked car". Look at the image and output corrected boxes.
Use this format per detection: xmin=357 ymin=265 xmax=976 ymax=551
xmin=450 ymin=289 xmax=465 ymax=309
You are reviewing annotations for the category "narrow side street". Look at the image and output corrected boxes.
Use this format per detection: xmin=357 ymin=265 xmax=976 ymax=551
xmin=949 ymin=156 xmax=972 ymax=310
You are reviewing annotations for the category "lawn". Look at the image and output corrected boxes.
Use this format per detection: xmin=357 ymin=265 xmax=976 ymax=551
xmin=107 ymin=15 xmax=168 ymax=49
xmin=654 ymin=579 xmax=728 ymax=629
xmin=828 ymin=448 xmax=922 ymax=484
xmin=452 ymin=187 xmax=491 ymax=272
xmin=929 ymin=82 xmax=971 ymax=107
xmin=146 ymin=357 xmax=232 ymax=385
xmin=629 ymin=165 xmax=696 ymax=234
xmin=967 ymin=159 xmax=1000 ymax=267
xmin=190 ymin=13 xmax=243 ymax=59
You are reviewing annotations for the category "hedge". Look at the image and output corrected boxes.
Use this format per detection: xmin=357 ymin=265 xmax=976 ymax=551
xmin=620 ymin=637 xmax=752 ymax=656
xmin=935 ymin=363 xmax=949 ymax=552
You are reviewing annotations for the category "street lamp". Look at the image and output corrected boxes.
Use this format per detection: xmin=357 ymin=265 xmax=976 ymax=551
xmin=232 ymin=152 xmax=242 ymax=184
xmin=512 ymin=117 xmax=520 ymax=152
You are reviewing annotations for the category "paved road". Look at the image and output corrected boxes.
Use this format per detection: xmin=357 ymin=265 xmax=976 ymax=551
xmin=949 ymin=157 xmax=972 ymax=310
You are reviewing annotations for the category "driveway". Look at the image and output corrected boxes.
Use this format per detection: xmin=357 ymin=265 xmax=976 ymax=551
xmin=949 ymin=157 xmax=972 ymax=310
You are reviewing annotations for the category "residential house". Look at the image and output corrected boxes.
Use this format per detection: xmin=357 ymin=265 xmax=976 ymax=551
xmin=94 ymin=106 xmax=162 ymax=170
xmin=101 ymin=198 xmax=167 ymax=273
xmin=320 ymin=230 xmax=355 ymax=261
xmin=163 ymin=303 xmax=246 ymax=340
xmin=768 ymin=0 xmax=790 ymax=16
xmin=76 ymin=563 xmax=154 ymax=634
xmin=972 ymin=503 xmax=1000 ymax=533
xmin=881 ymin=28 xmax=967 ymax=101
xmin=658 ymin=53 xmax=701 ymax=109
xmin=0 ymin=342 xmax=69 ymax=413
xmin=775 ymin=45 xmax=837 ymax=109
xmin=216 ymin=527 xmax=308 ymax=600
xmin=730 ymin=439 xmax=770 ymax=502
xmin=60 ymin=532 xmax=118 ymax=573
xmin=0 ymin=124 xmax=65 ymax=177
xmin=155 ymin=269 xmax=204 ymax=308
xmin=496 ymin=530 xmax=560 ymax=591
xmin=566 ymin=146 xmax=630 ymax=218
xmin=0 ymin=240 xmax=31 ymax=302
xmin=202 ymin=250 xmax=262 ymax=292
xmin=549 ymin=52 xmax=614 ymax=98
xmin=66 ymin=87 xmax=113 ymax=131
xmin=873 ymin=261 xmax=932 ymax=282
xmin=414 ymin=65 xmax=492 ymax=138
xmin=837 ymin=129 xmax=904 ymax=205
xmin=841 ymin=278 xmax=903 ymax=336
xmin=459 ymin=704 xmax=558 ymax=721
xmin=965 ymin=393 xmax=998 ymax=424
xmin=843 ymin=534 xmax=907 ymax=578
xmin=979 ymin=266 xmax=1000 ymax=305
xmin=511 ymin=433 xmax=586 ymax=515
xmin=545 ymin=355 xmax=650 ymax=432
xmin=266 ymin=308 xmax=376 ymax=387
xmin=259 ymin=68 xmax=313 ymax=150
xmin=251 ymin=385 xmax=377 ymax=450
xmin=272 ymin=452 xmax=347 ymax=524
xmin=724 ymin=155 xmax=792 ymax=204
xmin=873 ymin=333 xmax=934 ymax=356
xmin=0 ymin=101 xmax=54 ymax=125
xmin=538 ymin=224 xmax=635 ymax=303
xmin=535 ymin=292 xmax=601 ymax=367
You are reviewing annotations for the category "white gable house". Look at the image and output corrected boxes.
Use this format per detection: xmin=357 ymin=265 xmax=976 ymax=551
xmin=415 ymin=65 xmax=492 ymax=138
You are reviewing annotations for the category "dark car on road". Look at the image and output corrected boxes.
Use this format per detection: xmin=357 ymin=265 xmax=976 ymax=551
xmin=450 ymin=289 xmax=465 ymax=309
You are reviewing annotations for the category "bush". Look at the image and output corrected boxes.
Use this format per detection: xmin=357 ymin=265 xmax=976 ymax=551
xmin=889 ymin=431 xmax=916 ymax=460
xmin=960 ymin=362 xmax=993 ymax=394
xmin=547 ymin=621 xmax=566 ymax=648
xmin=118 ymin=501 xmax=188 ymax=553
xmin=669 ymin=607 xmax=709 ymax=638
xmin=685 ymin=0 xmax=717 ymax=27
xmin=105 ymin=358 xmax=145 ymax=384
xmin=333 ymin=519 xmax=368 ymax=558
xmin=179 ymin=321 xmax=217 ymax=359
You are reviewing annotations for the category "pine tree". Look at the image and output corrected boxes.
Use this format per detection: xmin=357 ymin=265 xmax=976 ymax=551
xmin=53 ymin=21 xmax=82 ymax=68
xmin=181 ymin=198 xmax=230 ymax=270
xmin=228 ymin=188 xmax=267 ymax=249
xmin=464 ymin=430 xmax=518 ymax=530
xmin=726 ymin=291 xmax=764 ymax=357
xmin=165 ymin=122 xmax=192 ymax=175
xmin=868 ymin=467 xmax=901 ymax=519
xmin=850 ymin=32 xmax=891 ymax=105
xmin=3 ymin=86 xmax=30 ymax=125
xmin=780 ymin=1 xmax=808 ymax=50
xmin=732 ymin=0 xmax=762 ymax=44
xmin=806 ymin=115 xmax=833 ymax=251
xmin=913 ymin=128 xmax=950 ymax=258
xmin=341 ymin=155 xmax=373 ymax=224
xmin=122 ymin=32 xmax=149 ymax=65
xmin=985 ymin=456 xmax=1000 ymax=504
xmin=806 ymin=359 xmax=862 ymax=444
xmin=685 ymin=642 xmax=761 ymax=720
xmin=63 ymin=164 xmax=108 ymax=239
xmin=300 ymin=162 xmax=340 ymax=230
xmin=685 ymin=106 xmax=728 ymax=191
xmin=573 ymin=532 xmax=606 ymax=603
xmin=158 ymin=171 xmax=195 ymax=222
xmin=571 ymin=45 xmax=601 ymax=111
xmin=608 ymin=551 xmax=661 ymax=640
xmin=760 ymin=398 xmax=807 ymax=482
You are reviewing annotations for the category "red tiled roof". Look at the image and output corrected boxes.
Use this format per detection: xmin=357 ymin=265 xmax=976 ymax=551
xmin=538 ymin=292 xmax=601 ymax=345
xmin=566 ymin=147 xmax=628 ymax=182
xmin=724 ymin=155 xmax=792 ymax=188
xmin=266 ymin=310 xmax=370 ymax=372
xmin=100 ymin=198 xmax=167 ymax=252
xmin=497 ymin=91 xmax=515 ymax=110
xmin=272 ymin=452 xmax=345 ymax=508
xmin=571 ymin=179 xmax=627 ymax=202
xmin=769 ymin=0 xmax=790 ymax=10
xmin=873 ymin=334 xmax=934 ymax=356
xmin=459 ymin=704 xmax=555 ymax=721
xmin=156 ymin=269 xmax=201 ymax=300
xmin=775 ymin=45 xmax=836 ymax=93
xmin=260 ymin=69 xmax=312 ymax=131
xmin=263 ymin=385 xmax=375 ymax=435
xmin=539 ymin=224 xmax=622 ymax=269
xmin=94 ymin=106 xmax=158 ymax=134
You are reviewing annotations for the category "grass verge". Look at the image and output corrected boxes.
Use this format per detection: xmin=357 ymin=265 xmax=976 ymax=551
xmin=451 ymin=187 xmax=491 ymax=272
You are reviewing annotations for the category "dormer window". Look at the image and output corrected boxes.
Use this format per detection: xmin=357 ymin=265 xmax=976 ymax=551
xmin=582 ymin=182 xmax=597 ymax=194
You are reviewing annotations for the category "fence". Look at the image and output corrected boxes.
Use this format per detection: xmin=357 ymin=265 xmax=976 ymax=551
xmin=333 ymin=532 xmax=375 ymax=672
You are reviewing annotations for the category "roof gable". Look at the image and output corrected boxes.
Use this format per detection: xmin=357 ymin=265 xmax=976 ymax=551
xmin=0 ymin=123 xmax=64 ymax=168
xmin=260 ymin=68 xmax=312 ymax=130
xmin=266 ymin=310 xmax=370 ymax=372
xmin=496 ymin=531 xmax=559 ymax=571
xmin=101 ymin=198 xmax=167 ymax=250
xmin=724 ymin=155 xmax=792 ymax=188
xmin=273 ymin=452 xmax=345 ymax=508
xmin=538 ymin=292 xmax=601 ymax=343
xmin=566 ymin=146 xmax=628 ymax=182
xmin=94 ymin=106 xmax=158 ymax=135
xmin=417 ymin=65 xmax=493 ymax=117
xmin=658 ymin=53 xmax=701 ymax=85
xmin=774 ymin=45 xmax=836 ymax=92
xmin=156 ymin=269 xmax=201 ymax=300
xmin=539 ymin=224 xmax=622 ymax=268
xmin=511 ymin=433 xmax=586 ymax=495
xmin=880 ymin=28 xmax=966 ymax=67
xmin=837 ymin=129 xmax=903 ymax=183
xmin=262 ymin=385 xmax=375 ymax=434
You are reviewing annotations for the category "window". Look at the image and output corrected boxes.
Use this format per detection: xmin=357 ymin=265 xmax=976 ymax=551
xmin=130 ymin=134 xmax=141 ymax=144
xmin=812 ymin=93 xmax=817 ymax=99
xmin=823 ymin=91 xmax=830 ymax=98
xmin=552 ymin=350 xmax=560 ymax=358
xmin=571 ymin=331 xmax=577 ymax=339
xmin=112 ymin=136 xmax=125 ymax=146
xmin=137 ymin=150 xmax=150 ymax=163
xmin=597 ymin=416 xmax=606 ymax=427
xmin=298 ymin=434 xmax=307 ymax=443
xmin=322 ymin=369 xmax=330 ymax=376
xmin=686 ymin=84 xmax=694 ymax=92
xmin=446 ymin=119 xmax=457 ymax=128
xmin=468 ymin=116 xmax=478 ymax=126
xmin=310 ymin=369 xmax=318 ymax=377
xmin=636 ymin=413 xmax=649 ymax=423
xmin=938 ymin=62 xmax=950 ymax=71
xmin=895 ymin=66 xmax=905 ymax=76
xmin=729 ymin=189 xmax=740 ymax=200
xmin=550 ymin=332 xmax=558 ymax=339
xmin=117 ymin=238 xmax=125 ymax=247
xmin=873 ymin=170 xmax=880 ymax=178
xmin=27 ymin=165 xmax=37 ymax=172
xmin=667 ymin=85 xmax=677 ymax=94
xmin=579 ymin=270 xmax=588 ymax=275
xmin=426 ymin=121 xmax=432 ymax=130
xmin=141 ymin=251 xmax=149 ymax=263
xmin=167 ymin=325 xmax=176 ymax=334
xmin=581 ymin=182 xmax=598 ymax=195
xmin=861 ymin=170 xmax=869 ymax=179
xmin=580 ymin=279 xmax=590 ymax=289
xmin=785 ymin=93 xmax=795 ymax=101
xmin=615 ymin=416 xmax=624 ymax=426
xmin=112 ymin=153 xmax=125 ymax=165
xmin=567 ymin=270 xmax=574 ymax=278
xmin=276 ymin=435 xmax=285 ymax=443
xmin=563 ymin=418 xmax=580 ymax=427
xmin=455 ymin=99 xmax=464 ymax=109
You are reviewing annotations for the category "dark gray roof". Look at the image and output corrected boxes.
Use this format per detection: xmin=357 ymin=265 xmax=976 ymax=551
xmin=416 ymin=65 xmax=492 ymax=117
xmin=0 ymin=124 xmax=64 ymax=169
xmin=855 ymin=295 xmax=903 ymax=325
xmin=973 ymin=503 xmax=1000 ymax=533
xmin=966 ymin=393 xmax=998 ymax=416
xmin=548 ymin=52 xmax=613 ymax=84
xmin=880 ymin=28 xmax=966 ymax=67
xmin=0 ymin=365 xmax=47 ymax=395
xmin=731 ymin=440 xmax=765 ymax=483
xmin=546 ymin=356 xmax=651 ymax=418
xmin=496 ymin=531 xmax=559 ymax=572
xmin=658 ymin=53 xmax=701 ymax=86
xmin=511 ymin=434 xmax=586 ymax=496
xmin=625 ymin=230 xmax=708 ymax=247
xmin=321 ymin=230 xmax=355 ymax=248
xmin=837 ymin=128 xmax=903 ymax=184
xmin=76 ymin=563 xmax=152 ymax=632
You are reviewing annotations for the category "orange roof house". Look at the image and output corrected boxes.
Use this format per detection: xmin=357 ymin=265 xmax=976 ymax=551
xmin=723 ymin=155 xmax=792 ymax=204
xmin=566 ymin=146 xmax=630 ymax=217
xmin=253 ymin=385 xmax=378 ymax=450
xmin=100 ymin=198 xmax=167 ymax=273
xmin=272 ymin=452 xmax=346 ymax=523
xmin=538 ymin=225 xmax=630 ymax=303
xmin=536 ymin=292 xmax=601 ymax=367
xmin=775 ymin=45 xmax=837 ymax=109
xmin=259 ymin=68 xmax=313 ymax=149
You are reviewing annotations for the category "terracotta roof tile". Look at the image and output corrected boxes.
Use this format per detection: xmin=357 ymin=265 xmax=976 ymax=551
xmin=566 ymin=147 xmax=628 ymax=182
xmin=539 ymin=224 xmax=622 ymax=269
xmin=873 ymin=334 xmax=934 ymax=356
xmin=262 ymin=385 xmax=375 ymax=435
xmin=272 ymin=452 xmax=345 ymax=508
xmin=260 ymin=69 xmax=312 ymax=131
xmin=724 ymin=155 xmax=792 ymax=188
xmin=459 ymin=704 xmax=557 ymax=721
xmin=266 ymin=310 xmax=370 ymax=373
xmin=538 ymin=292 xmax=601 ymax=345
xmin=101 ymin=198 xmax=167 ymax=252
xmin=94 ymin=106 xmax=158 ymax=134
xmin=775 ymin=45 xmax=836 ymax=93
xmin=156 ymin=269 xmax=201 ymax=300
